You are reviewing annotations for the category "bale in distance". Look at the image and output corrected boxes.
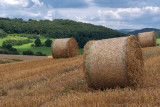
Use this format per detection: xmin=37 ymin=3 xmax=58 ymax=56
xmin=51 ymin=38 xmax=78 ymax=58
xmin=83 ymin=35 xmax=144 ymax=89
xmin=138 ymin=31 xmax=157 ymax=48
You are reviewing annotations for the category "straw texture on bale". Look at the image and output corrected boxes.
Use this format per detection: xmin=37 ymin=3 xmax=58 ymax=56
xmin=138 ymin=31 xmax=157 ymax=48
xmin=142 ymin=46 xmax=160 ymax=60
xmin=83 ymin=35 xmax=144 ymax=89
xmin=51 ymin=38 xmax=78 ymax=58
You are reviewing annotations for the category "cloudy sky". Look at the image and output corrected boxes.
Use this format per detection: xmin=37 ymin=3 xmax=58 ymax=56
xmin=0 ymin=0 xmax=160 ymax=29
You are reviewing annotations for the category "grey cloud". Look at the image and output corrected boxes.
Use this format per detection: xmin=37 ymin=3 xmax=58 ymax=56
xmin=92 ymin=0 xmax=160 ymax=8
xmin=0 ymin=0 xmax=160 ymax=29
xmin=40 ymin=0 xmax=88 ymax=8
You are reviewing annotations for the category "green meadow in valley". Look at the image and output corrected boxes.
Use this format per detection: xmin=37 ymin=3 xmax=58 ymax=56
xmin=0 ymin=35 xmax=84 ymax=56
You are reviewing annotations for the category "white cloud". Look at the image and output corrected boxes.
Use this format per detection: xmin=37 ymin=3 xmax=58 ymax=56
xmin=0 ymin=0 xmax=160 ymax=29
xmin=32 ymin=0 xmax=43 ymax=6
xmin=88 ymin=20 xmax=146 ymax=29
xmin=23 ymin=11 xmax=41 ymax=17
xmin=0 ymin=0 xmax=29 ymax=7
xmin=97 ymin=6 xmax=160 ymax=22
xmin=0 ymin=13 xmax=7 ymax=17
xmin=84 ymin=0 xmax=95 ymax=6
xmin=53 ymin=6 xmax=160 ymax=29
xmin=98 ymin=7 xmax=142 ymax=21
xmin=44 ymin=9 xmax=55 ymax=20
xmin=3 ymin=0 xmax=20 ymax=5
xmin=143 ymin=6 xmax=160 ymax=13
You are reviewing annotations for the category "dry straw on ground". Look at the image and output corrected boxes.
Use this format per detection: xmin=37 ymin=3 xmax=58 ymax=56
xmin=51 ymin=38 xmax=78 ymax=58
xmin=1 ymin=50 xmax=160 ymax=106
xmin=142 ymin=46 xmax=160 ymax=60
xmin=47 ymin=56 xmax=53 ymax=58
xmin=83 ymin=35 xmax=144 ymax=89
xmin=138 ymin=31 xmax=157 ymax=48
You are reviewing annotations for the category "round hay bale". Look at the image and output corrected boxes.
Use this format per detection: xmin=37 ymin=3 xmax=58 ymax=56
xmin=142 ymin=46 xmax=160 ymax=60
xmin=51 ymin=38 xmax=78 ymax=58
xmin=83 ymin=35 xmax=144 ymax=89
xmin=138 ymin=31 xmax=157 ymax=48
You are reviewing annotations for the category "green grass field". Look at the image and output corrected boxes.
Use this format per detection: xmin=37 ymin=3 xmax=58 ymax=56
xmin=1 ymin=35 xmax=160 ymax=56
xmin=0 ymin=35 xmax=54 ymax=56
xmin=156 ymin=39 xmax=160 ymax=45
xmin=0 ymin=36 xmax=28 ymax=46
xmin=78 ymin=49 xmax=84 ymax=55
xmin=14 ymin=43 xmax=84 ymax=56
xmin=13 ymin=43 xmax=52 ymax=56
xmin=13 ymin=37 xmax=54 ymax=56
xmin=0 ymin=35 xmax=84 ymax=56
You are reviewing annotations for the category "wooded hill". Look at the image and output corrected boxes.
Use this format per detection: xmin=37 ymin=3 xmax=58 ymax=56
xmin=0 ymin=18 xmax=127 ymax=48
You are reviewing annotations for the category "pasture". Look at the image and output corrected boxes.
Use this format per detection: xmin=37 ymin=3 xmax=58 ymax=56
xmin=0 ymin=36 xmax=28 ymax=46
xmin=0 ymin=35 xmax=53 ymax=55
xmin=0 ymin=35 xmax=83 ymax=56
xmin=13 ymin=43 xmax=52 ymax=56
xmin=157 ymin=39 xmax=160 ymax=45
xmin=0 ymin=47 xmax=160 ymax=106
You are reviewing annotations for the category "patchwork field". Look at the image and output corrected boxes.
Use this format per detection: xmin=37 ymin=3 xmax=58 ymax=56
xmin=156 ymin=39 xmax=160 ymax=45
xmin=0 ymin=35 xmax=83 ymax=56
xmin=13 ymin=43 xmax=52 ymax=56
xmin=0 ymin=36 xmax=28 ymax=46
xmin=0 ymin=47 xmax=160 ymax=106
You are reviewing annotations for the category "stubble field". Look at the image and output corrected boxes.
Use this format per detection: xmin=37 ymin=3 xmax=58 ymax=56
xmin=0 ymin=48 xmax=160 ymax=106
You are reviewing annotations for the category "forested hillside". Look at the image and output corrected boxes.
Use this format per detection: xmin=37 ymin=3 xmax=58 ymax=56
xmin=156 ymin=31 xmax=160 ymax=38
xmin=0 ymin=18 xmax=127 ymax=48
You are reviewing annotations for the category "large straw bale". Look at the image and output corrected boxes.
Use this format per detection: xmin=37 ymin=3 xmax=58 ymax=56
xmin=83 ymin=35 xmax=144 ymax=89
xmin=142 ymin=46 xmax=160 ymax=60
xmin=138 ymin=31 xmax=157 ymax=48
xmin=51 ymin=38 xmax=78 ymax=58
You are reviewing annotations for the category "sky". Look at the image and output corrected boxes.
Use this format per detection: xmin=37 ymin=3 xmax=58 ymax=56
xmin=0 ymin=0 xmax=160 ymax=29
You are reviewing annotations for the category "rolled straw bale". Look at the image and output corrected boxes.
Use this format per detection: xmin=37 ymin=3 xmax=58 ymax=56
xmin=142 ymin=46 xmax=160 ymax=60
xmin=138 ymin=31 xmax=157 ymax=48
xmin=51 ymin=38 xmax=78 ymax=58
xmin=83 ymin=35 xmax=144 ymax=89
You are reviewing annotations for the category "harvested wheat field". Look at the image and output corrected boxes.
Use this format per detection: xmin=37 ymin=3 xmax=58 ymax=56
xmin=0 ymin=51 xmax=160 ymax=106
xmin=0 ymin=54 xmax=47 ymax=61
xmin=142 ymin=46 xmax=160 ymax=60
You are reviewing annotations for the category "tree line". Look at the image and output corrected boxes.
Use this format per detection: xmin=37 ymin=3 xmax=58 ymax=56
xmin=0 ymin=18 xmax=127 ymax=48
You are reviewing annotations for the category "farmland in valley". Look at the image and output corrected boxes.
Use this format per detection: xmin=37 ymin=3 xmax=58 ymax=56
xmin=0 ymin=18 xmax=160 ymax=106
xmin=0 ymin=35 xmax=84 ymax=56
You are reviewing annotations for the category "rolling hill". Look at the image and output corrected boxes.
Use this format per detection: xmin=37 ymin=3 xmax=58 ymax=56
xmin=128 ymin=28 xmax=160 ymax=36
xmin=117 ymin=29 xmax=136 ymax=33
xmin=0 ymin=18 xmax=127 ymax=48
